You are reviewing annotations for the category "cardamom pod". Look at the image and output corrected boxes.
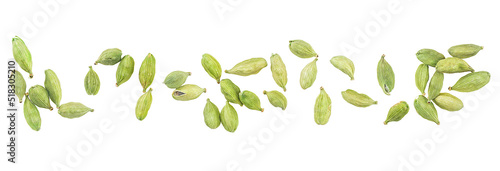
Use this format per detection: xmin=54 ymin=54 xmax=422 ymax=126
xmin=384 ymin=101 xmax=410 ymax=125
xmin=263 ymin=90 xmax=287 ymax=110
xmin=225 ymin=58 xmax=268 ymax=76
xmin=201 ymin=53 xmax=222 ymax=84
xmin=432 ymin=93 xmax=463 ymax=111
xmin=44 ymin=69 xmax=62 ymax=108
xmin=427 ymin=71 xmax=444 ymax=102
xmin=341 ymin=89 xmax=377 ymax=107
xmin=115 ymin=55 xmax=135 ymax=87
xmin=94 ymin=48 xmax=122 ymax=65
xmin=436 ymin=57 xmax=474 ymax=73
xmin=58 ymin=102 xmax=94 ymax=119
xmin=415 ymin=64 xmax=429 ymax=95
xmin=300 ymin=58 xmax=318 ymax=90
xmin=448 ymin=44 xmax=483 ymax=59
xmin=203 ymin=98 xmax=221 ymax=129
xmin=239 ymin=90 xmax=263 ymax=112
xmin=220 ymin=79 xmax=243 ymax=106
xmin=12 ymin=36 xmax=33 ymax=78
xmin=136 ymin=88 xmax=153 ymax=121
xmin=172 ymin=84 xmax=206 ymax=101
xmin=330 ymin=55 xmax=355 ymax=80
xmin=314 ymin=87 xmax=332 ymax=125
xmin=164 ymin=71 xmax=191 ymax=89
xmin=24 ymin=95 xmax=41 ymax=131
xmin=14 ymin=70 xmax=26 ymax=103
xmin=84 ymin=66 xmax=100 ymax=95
xmin=289 ymin=40 xmax=318 ymax=58
xmin=414 ymin=95 xmax=439 ymax=125
xmin=28 ymin=85 xmax=53 ymax=111
xmin=416 ymin=49 xmax=445 ymax=67
xmin=270 ymin=54 xmax=287 ymax=91
xmin=221 ymin=101 xmax=238 ymax=133
xmin=449 ymin=71 xmax=490 ymax=92
xmin=139 ymin=53 xmax=156 ymax=92
xmin=377 ymin=54 xmax=395 ymax=95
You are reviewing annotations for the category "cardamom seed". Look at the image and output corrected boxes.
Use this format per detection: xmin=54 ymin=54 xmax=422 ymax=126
xmin=436 ymin=57 xmax=474 ymax=73
xmin=115 ymin=55 xmax=135 ymax=87
xmin=163 ymin=71 xmax=191 ymax=89
xmin=221 ymin=101 xmax=238 ymax=133
xmin=449 ymin=71 xmax=490 ymax=92
xmin=44 ymin=69 xmax=62 ymax=108
xmin=416 ymin=49 xmax=445 ymax=67
xmin=300 ymin=58 xmax=318 ymax=90
xmin=84 ymin=66 xmax=100 ymax=95
xmin=384 ymin=101 xmax=410 ymax=125
xmin=172 ymin=84 xmax=206 ymax=101
xmin=225 ymin=58 xmax=268 ymax=76
xmin=377 ymin=54 xmax=395 ymax=95
xmin=14 ymin=70 xmax=26 ymax=103
xmin=220 ymin=79 xmax=243 ymax=106
xmin=341 ymin=89 xmax=377 ymax=107
xmin=330 ymin=55 xmax=355 ymax=80
xmin=28 ymin=85 xmax=53 ymax=111
xmin=415 ymin=64 xmax=429 ymax=95
xmin=314 ymin=87 xmax=332 ymax=125
xmin=139 ymin=53 xmax=156 ymax=92
xmin=58 ymin=102 xmax=94 ymax=119
xmin=204 ymin=98 xmax=221 ymax=129
xmin=289 ymin=40 xmax=318 ymax=58
xmin=201 ymin=53 xmax=222 ymax=84
xmin=427 ymin=71 xmax=444 ymax=102
xmin=414 ymin=95 xmax=439 ymax=125
xmin=94 ymin=48 xmax=122 ymax=65
xmin=270 ymin=54 xmax=287 ymax=91
xmin=136 ymin=88 xmax=153 ymax=121
xmin=263 ymin=90 xmax=287 ymax=110
xmin=24 ymin=95 xmax=41 ymax=131
xmin=239 ymin=90 xmax=263 ymax=112
xmin=12 ymin=36 xmax=33 ymax=78
xmin=448 ymin=44 xmax=483 ymax=59
xmin=432 ymin=93 xmax=463 ymax=111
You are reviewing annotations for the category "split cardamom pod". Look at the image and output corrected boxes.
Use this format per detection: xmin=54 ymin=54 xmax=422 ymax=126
xmin=58 ymin=102 xmax=94 ymax=119
xmin=136 ymin=88 xmax=153 ymax=121
xmin=220 ymin=79 xmax=243 ymax=106
xmin=414 ymin=95 xmax=439 ymax=125
xmin=436 ymin=57 xmax=474 ymax=73
xmin=289 ymin=40 xmax=318 ymax=58
xmin=300 ymin=58 xmax=318 ymax=90
xmin=225 ymin=58 xmax=268 ymax=76
xmin=432 ymin=93 xmax=463 ymax=111
xmin=263 ymin=90 xmax=287 ymax=110
xmin=427 ymin=71 xmax=444 ymax=102
xmin=448 ymin=44 xmax=483 ymax=59
xmin=416 ymin=49 xmax=445 ymax=67
xmin=28 ymin=85 xmax=53 ymax=111
xmin=384 ymin=101 xmax=410 ymax=125
xmin=94 ymin=48 xmax=122 ymax=65
xmin=203 ymin=98 xmax=221 ymax=129
xmin=341 ymin=89 xmax=377 ymax=107
xmin=24 ymin=95 xmax=41 ymax=131
xmin=449 ymin=71 xmax=490 ymax=92
xmin=221 ymin=101 xmax=238 ymax=133
xmin=115 ymin=55 xmax=135 ymax=87
xmin=270 ymin=54 xmax=287 ymax=91
xmin=415 ymin=64 xmax=429 ymax=95
xmin=377 ymin=54 xmax=395 ymax=95
xmin=201 ymin=53 xmax=222 ymax=84
xmin=172 ymin=84 xmax=206 ymax=101
xmin=14 ymin=70 xmax=26 ymax=103
xmin=330 ymin=55 xmax=355 ymax=80
xmin=139 ymin=53 xmax=156 ymax=92
xmin=314 ymin=87 xmax=332 ymax=125
xmin=84 ymin=66 xmax=100 ymax=95
xmin=12 ymin=36 xmax=33 ymax=78
xmin=164 ymin=71 xmax=191 ymax=89
xmin=239 ymin=90 xmax=263 ymax=112
xmin=44 ymin=69 xmax=62 ymax=108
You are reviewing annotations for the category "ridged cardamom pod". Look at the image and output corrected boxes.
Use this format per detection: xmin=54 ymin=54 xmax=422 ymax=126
xmin=58 ymin=102 xmax=94 ymax=119
xmin=14 ymin=70 xmax=26 ymax=103
xmin=44 ymin=69 xmax=62 ymax=108
xmin=415 ymin=64 xmax=429 ymax=95
xmin=263 ymin=90 xmax=287 ymax=110
xmin=314 ymin=87 xmax=332 ymax=125
xmin=172 ymin=84 xmax=206 ymax=101
xmin=414 ymin=95 xmax=439 ymax=125
xmin=300 ymin=58 xmax=318 ymax=90
xmin=427 ymin=71 xmax=444 ymax=102
xmin=221 ymin=101 xmax=238 ymax=133
xmin=239 ymin=90 xmax=263 ymax=112
xmin=416 ymin=49 xmax=445 ymax=67
xmin=201 ymin=53 xmax=222 ymax=84
xmin=12 ymin=36 xmax=33 ymax=78
xmin=139 ymin=53 xmax=156 ymax=92
xmin=164 ymin=71 xmax=191 ymax=89
xmin=136 ymin=88 xmax=153 ymax=121
xmin=449 ymin=71 xmax=490 ymax=92
xmin=289 ymin=40 xmax=318 ymax=58
xmin=28 ymin=85 xmax=53 ymax=111
xmin=220 ymin=79 xmax=243 ymax=106
xmin=225 ymin=58 xmax=268 ymax=76
xmin=270 ymin=54 xmax=287 ymax=91
xmin=377 ymin=54 xmax=395 ymax=95
xmin=84 ymin=66 xmax=100 ymax=95
xmin=341 ymin=89 xmax=377 ymax=107
xmin=94 ymin=48 xmax=122 ymax=65
xmin=330 ymin=55 xmax=355 ymax=80
xmin=24 ymin=95 xmax=41 ymax=131
xmin=203 ymin=98 xmax=221 ymax=129
xmin=115 ymin=55 xmax=135 ymax=87
xmin=436 ymin=57 xmax=474 ymax=73
xmin=432 ymin=93 xmax=463 ymax=111
xmin=384 ymin=101 xmax=410 ymax=125
xmin=448 ymin=44 xmax=483 ymax=59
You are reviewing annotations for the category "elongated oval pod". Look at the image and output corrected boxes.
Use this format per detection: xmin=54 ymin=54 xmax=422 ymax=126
xmin=263 ymin=90 xmax=287 ymax=110
xmin=300 ymin=58 xmax=318 ymax=90
xmin=384 ymin=101 xmax=410 ymax=125
xmin=435 ymin=57 xmax=474 ymax=73
xmin=416 ymin=49 xmax=445 ymax=67
xmin=172 ymin=84 xmax=206 ymax=101
xmin=239 ymin=90 xmax=263 ymax=112
xmin=95 ymin=48 xmax=122 ymax=65
xmin=139 ymin=53 xmax=156 ymax=92
xmin=201 ymin=53 xmax=222 ymax=84
xmin=225 ymin=58 xmax=267 ymax=76
xmin=163 ymin=71 xmax=191 ymax=89
xmin=414 ymin=95 xmax=439 ymax=125
xmin=84 ymin=66 xmax=100 ymax=95
xmin=58 ymin=102 xmax=94 ymax=119
xmin=220 ymin=79 xmax=243 ymax=106
xmin=314 ymin=87 xmax=332 ymax=125
xmin=449 ymin=71 xmax=490 ymax=92
xmin=116 ymin=55 xmax=135 ymax=87
xmin=330 ymin=55 xmax=355 ymax=80
xmin=377 ymin=54 xmax=395 ymax=95
xmin=28 ymin=85 xmax=53 ymax=111
xmin=448 ymin=44 xmax=483 ymax=59
xmin=427 ymin=71 xmax=444 ymax=102
xmin=415 ymin=64 xmax=429 ymax=95
xmin=24 ymin=95 xmax=41 ymax=131
xmin=432 ymin=93 xmax=463 ymax=111
xmin=221 ymin=101 xmax=238 ymax=133
xmin=14 ymin=70 xmax=26 ymax=103
xmin=270 ymin=54 xmax=287 ymax=91
xmin=12 ymin=36 xmax=33 ymax=78
xmin=44 ymin=69 xmax=62 ymax=108
xmin=289 ymin=40 xmax=318 ymax=58
xmin=341 ymin=89 xmax=377 ymax=107
xmin=136 ymin=88 xmax=153 ymax=121
xmin=203 ymin=99 xmax=221 ymax=129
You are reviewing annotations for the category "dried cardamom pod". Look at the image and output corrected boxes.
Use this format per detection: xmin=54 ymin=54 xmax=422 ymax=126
xmin=14 ymin=70 xmax=26 ymax=103
xmin=432 ymin=93 xmax=463 ymax=111
xmin=139 ymin=53 xmax=156 ymax=92
xmin=136 ymin=88 xmax=153 ymax=121
xmin=414 ymin=95 xmax=439 ymax=125
xmin=203 ymin=98 xmax=221 ymax=129
xmin=172 ymin=84 xmax=206 ymax=101
xmin=221 ymin=101 xmax=238 ymax=133
xmin=239 ymin=90 xmax=263 ymax=112
xmin=12 ymin=36 xmax=33 ymax=78
xmin=201 ymin=53 xmax=222 ymax=84
xmin=28 ymin=85 xmax=53 ymax=111
xmin=289 ymin=40 xmax=318 ymax=58
xmin=384 ymin=101 xmax=410 ymax=125
xmin=164 ymin=71 xmax=191 ymax=89
xmin=377 ymin=54 xmax=395 ymax=95
xmin=427 ymin=71 xmax=444 ymax=102
xmin=448 ymin=44 xmax=483 ymax=59
xmin=225 ymin=58 xmax=268 ymax=76
xmin=84 ymin=66 xmax=100 ymax=95
xmin=220 ymin=79 xmax=243 ymax=106
xmin=263 ymin=90 xmax=287 ymax=110
xmin=314 ymin=87 xmax=332 ymax=125
xmin=416 ymin=49 xmax=445 ymax=67
xmin=436 ymin=57 xmax=474 ymax=73
xmin=24 ymin=95 xmax=41 ymax=131
xmin=415 ymin=64 xmax=429 ymax=95
xmin=58 ymin=102 xmax=94 ymax=119
xmin=115 ymin=55 xmax=135 ymax=87
xmin=94 ymin=48 xmax=122 ymax=65
xmin=330 ymin=55 xmax=355 ymax=80
xmin=449 ymin=71 xmax=490 ymax=92
xmin=44 ymin=69 xmax=62 ymax=108
xmin=341 ymin=89 xmax=377 ymax=107
xmin=270 ymin=54 xmax=287 ymax=91
xmin=300 ymin=58 xmax=318 ymax=90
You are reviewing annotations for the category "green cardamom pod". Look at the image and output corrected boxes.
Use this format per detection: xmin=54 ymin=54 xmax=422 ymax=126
xmin=221 ymin=101 xmax=238 ymax=133
xmin=239 ymin=90 xmax=263 ymax=112
xmin=449 ymin=71 xmax=490 ymax=92
xmin=164 ymin=71 xmax=191 ymax=89
xmin=330 ymin=55 xmax=355 ymax=80
xmin=415 ymin=64 xmax=429 ymax=95
xmin=136 ymin=88 xmax=153 ymax=121
xmin=84 ymin=66 xmax=100 ymax=95
xmin=432 ymin=93 xmax=463 ymax=111
xmin=44 ymin=69 xmax=62 ymax=108
xmin=341 ymin=89 xmax=377 ymax=107
xmin=377 ymin=54 xmax=395 ymax=95
xmin=24 ymin=95 xmax=41 ymax=131
xmin=28 ymin=85 xmax=53 ymax=111
xmin=289 ymin=40 xmax=318 ymax=58
xmin=203 ymin=98 xmax=221 ymax=129
xmin=58 ymin=102 xmax=94 ymax=119
xmin=263 ymin=90 xmax=287 ymax=110
xmin=314 ymin=87 xmax=332 ymax=125
xmin=436 ymin=57 xmax=474 ymax=73
xmin=225 ymin=58 xmax=268 ymax=76
xmin=448 ymin=44 xmax=483 ymax=59
xmin=172 ymin=84 xmax=206 ymax=101
xmin=416 ymin=49 xmax=445 ymax=67
xmin=220 ymin=79 xmax=243 ymax=106
xmin=115 ymin=55 xmax=135 ymax=87
xmin=12 ymin=36 xmax=33 ymax=78
xmin=94 ymin=48 xmax=122 ymax=65
xmin=427 ymin=71 xmax=444 ymax=102
xmin=14 ymin=70 xmax=26 ymax=103
xmin=270 ymin=54 xmax=288 ymax=91
xmin=384 ymin=101 xmax=410 ymax=125
xmin=201 ymin=53 xmax=222 ymax=84
xmin=139 ymin=53 xmax=156 ymax=92
xmin=300 ymin=58 xmax=318 ymax=90
xmin=414 ymin=95 xmax=439 ymax=125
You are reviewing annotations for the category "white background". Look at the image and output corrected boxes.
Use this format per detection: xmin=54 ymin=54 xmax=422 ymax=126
xmin=1 ymin=0 xmax=500 ymax=170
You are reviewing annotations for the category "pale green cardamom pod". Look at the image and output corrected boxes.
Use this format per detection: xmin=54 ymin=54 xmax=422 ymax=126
xmin=341 ymin=89 xmax=377 ymax=107
xmin=414 ymin=95 xmax=439 ymax=125
xmin=221 ymin=101 xmax=238 ymax=133
xmin=449 ymin=71 xmax=490 ymax=92
xmin=84 ymin=66 xmax=100 ymax=95
xmin=44 ymin=69 xmax=62 ymax=108
xmin=330 ymin=55 xmax=355 ymax=80
xmin=220 ymin=79 xmax=243 ymax=106
xmin=139 ymin=53 xmax=156 ymax=92
xmin=28 ymin=85 xmax=53 ymax=111
xmin=427 ymin=71 xmax=444 ymax=102
xmin=203 ymin=98 xmax=221 ymax=129
xmin=12 ymin=36 xmax=33 ymax=78
xmin=14 ymin=70 xmax=26 ymax=103
xmin=136 ymin=88 xmax=153 ymax=121
xmin=432 ymin=93 xmax=463 ymax=111
xmin=239 ymin=90 xmax=263 ymax=112
xmin=289 ymin=40 xmax=318 ymax=58
xmin=448 ymin=44 xmax=483 ymax=59
xmin=436 ymin=57 xmax=474 ymax=73
xmin=115 ymin=55 xmax=135 ymax=87
xmin=172 ymin=84 xmax=206 ymax=101
xmin=415 ymin=64 xmax=429 ymax=95
xmin=225 ymin=58 xmax=268 ymax=76
xmin=270 ymin=54 xmax=287 ymax=91
xmin=24 ymin=95 xmax=41 ymax=131
xmin=384 ymin=101 xmax=410 ymax=125
xmin=314 ymin=87 xmax=332 ymax=125
xmin=263 ymin=90 xmax=287 ymax=110
xmin=300 ymin=58 xmax=318 ymax=90
xmin=58 ymin=102 xmax=94 ymax=119
xmin=201 ymin=53 xmax=222 ymax=84
xmin=377 ymin=54 xmax=395 ymax=95
xmin=416 ymin=49 xmax=445 ymax=67
xmin=164 ymin=71 xmax=191 ymax=89
xmin=94 ymin=48 xmax=122 ymax=65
